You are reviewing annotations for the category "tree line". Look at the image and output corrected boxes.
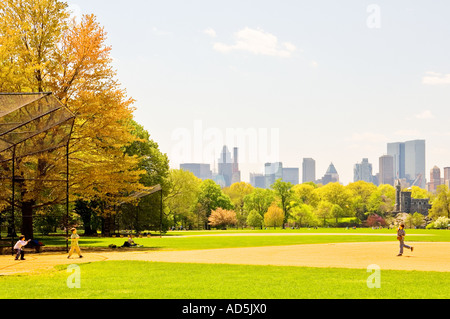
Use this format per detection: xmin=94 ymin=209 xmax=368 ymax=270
xmin=166 ymin=170 xmax=450 ymax=230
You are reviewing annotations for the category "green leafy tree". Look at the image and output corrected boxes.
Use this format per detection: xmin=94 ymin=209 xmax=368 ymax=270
xmin=223 ymin=182 xmax=254 ymax=228
xmin=166 ymin=169 xmax=201 ymax=229
xmin=347 ymin=181 xmax=377 ymax=222
xmin=123 ymin=120 xmax=170 ymax=232
xmin=291 ymin=183 xmax=319 ymax=207
xmin=314 ymin=201 xmax=333 ymax=226
xmin=408 ymin=186 xmax=431 ymax=199
xmin=315 ymin=182 xmax=353 ymax=217
xmin=246 ymin=210 xmax=264 ymax=229
xmin=406 ymin=212 xmax=425 ymax=229
xmin=271 ymin=179 xmax=294 ymax=228
xmin=429 ymin=185 xmax=450 ymax=219
xmin=331 ymin=204 xmax=345 ymax=225
xmin=367 ymin=184 xmax=396 ymax=217
xmin=243 ymin=188 xmax=275 ymax=219
xmin=196 ymin=180 xmax=233 ymax=229
xmin=290 ymin=204 xmax=317 ymax=228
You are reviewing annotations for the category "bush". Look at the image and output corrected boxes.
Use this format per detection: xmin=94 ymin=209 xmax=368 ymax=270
xmin=428 ymin=216 xmax=450 ymax=229
xmin=365 ymin=214 xmax=386 ymax=227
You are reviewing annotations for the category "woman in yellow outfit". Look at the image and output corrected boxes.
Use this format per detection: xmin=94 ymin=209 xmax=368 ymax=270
xmin=68 ymin=228 xmax=83 ymax=259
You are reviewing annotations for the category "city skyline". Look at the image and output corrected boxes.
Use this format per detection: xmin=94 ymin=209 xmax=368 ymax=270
xmin=67 ymin=1 xmax=450 ymax=186
xmin=180 ymin=138 xmax=446 ymax=189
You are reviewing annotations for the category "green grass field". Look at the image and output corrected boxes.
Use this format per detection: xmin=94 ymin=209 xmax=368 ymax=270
xmin=1 ymin=228 xmax=449 ymax=299
xmin=2 ymin=261 xmax=450 ymax=299
xmin=25 ymin=228 xmax=450 ymax=251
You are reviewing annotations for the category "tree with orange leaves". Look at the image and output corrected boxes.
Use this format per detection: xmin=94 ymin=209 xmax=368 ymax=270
xmin=0 ymin=0 xmax=154 ymax=238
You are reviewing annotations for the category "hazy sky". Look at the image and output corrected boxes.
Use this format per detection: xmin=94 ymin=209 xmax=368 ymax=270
xmin=67 ymin=0 xmax=450 ymax=185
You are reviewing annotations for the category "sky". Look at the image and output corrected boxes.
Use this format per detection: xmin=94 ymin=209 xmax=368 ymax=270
xmin=67 ymin=0 xmax=450 ymax=185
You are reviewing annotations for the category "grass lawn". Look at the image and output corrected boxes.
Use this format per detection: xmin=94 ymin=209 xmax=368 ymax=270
xmin=1 ymin=261 xmax=449 ymax=299
xmin=29 ymin=228 xmax=450 ymax=251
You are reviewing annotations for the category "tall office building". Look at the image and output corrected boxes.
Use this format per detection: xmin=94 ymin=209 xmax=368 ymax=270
xmin=404 ymin=140 xmax=426 ymax=189
xmin=231 ymin=147 xmax=241 ymax=185
xmin=217 ymin=145 xmax=241 ymax=187
xmin=302 ymin=158 xmax=316 ymax=184
xmin=250 ymin=173 xmax=266 ymax=189
xmin=444 ymin=167 xmax=450 ymax=188
xmin=387 ymin=140 xmax=426 ymax=189
xmin=180 ymin=163 xmax=212 ymax=180
xmin=282 ymin=168 xmax=299 ymax=185
xmin=427 ymin=166 xmax=442 ymax=193
xmin=265 ymin=162 xmax=283 ymax=189
xmin=318 ymin=163 xmax=339 ymax=185
xmin=354 ymin=158 xmax=373 ymax=183
xmin=387 ymin=142 xmax=406 ymax=179
xmin=379 ymin=155 xmax=394 ymax=186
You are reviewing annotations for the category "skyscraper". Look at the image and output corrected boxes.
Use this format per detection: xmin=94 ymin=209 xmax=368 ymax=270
xmin=180 ymin=163 xmax=212 ymax=180
xmin=444 ymin=167 xmax=450 ymax=188
xmin=250 ymin=173 xmax=266 ymax=189
xmin=302 ymin=158 xmax=316 ymax=184
xmin=427 ymin=166 xmax=442 ymax=193
xmin=265 ymin=162 xmax=283 ymax=189
xmin=354 ymin=158 xmax=373 ymax=183
xmin=231 ymin=147 xmax=241 ymax=185
xmin=282 ymin=168 xmax=299 ymax=185
xmin=217 ymin=145 xmax=240 ymax=187
xmin=379 ymin=155 xmax=394 ymax=186
xmin=387 ymin=142 xmax=405 ymax=179
xmin=387 ymin=140 xmax=426 ymax=189
xmin=318 ymin=163 xmax=339 ymax=185
xmin=404 ymin=140 xmax=426 ymax=189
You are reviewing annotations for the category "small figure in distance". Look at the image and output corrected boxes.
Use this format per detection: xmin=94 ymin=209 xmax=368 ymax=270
xmin=67 ymin=228 xmax=83 ymax=259
xmin=14 ymin=235 xmax=31 ymax=261
xmin=397 ymin=223 xmax=414 ymax=257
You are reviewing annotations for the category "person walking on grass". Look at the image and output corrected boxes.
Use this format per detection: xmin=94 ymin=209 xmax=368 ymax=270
xmin=14 ymin=235 xmax=31 ymax=261
xmin=397 ymin=223 xmax=414 ymax=257
xmin=68 ymin=228 xmax=83 ymax=259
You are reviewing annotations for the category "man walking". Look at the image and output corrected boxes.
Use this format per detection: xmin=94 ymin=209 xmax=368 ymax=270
xmin=397 ymin=223 xmax=414 ymax=256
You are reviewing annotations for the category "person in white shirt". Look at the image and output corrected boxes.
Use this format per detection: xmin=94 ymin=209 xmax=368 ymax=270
xmin=14 ymin=235 xmax=31 ymax=261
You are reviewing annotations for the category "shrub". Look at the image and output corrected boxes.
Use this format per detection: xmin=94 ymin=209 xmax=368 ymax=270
xmin=430 ymin=216 xmax=450 ymax=229
xmin=208 ymin=208 xmax=238 ymax=229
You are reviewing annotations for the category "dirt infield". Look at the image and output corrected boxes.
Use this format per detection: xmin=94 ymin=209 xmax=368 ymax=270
xmin=1 ymin=241 xmax=450 ymax=275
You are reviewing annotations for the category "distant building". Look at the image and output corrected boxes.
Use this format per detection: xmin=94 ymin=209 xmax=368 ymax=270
xmin=395 ymin=180 xmax=431 ymax=215
xmin=379 ymin=155 xmax=394 ymax=186
xmin=265 ymin=162 xmax=283 ymax=189
xmin=282 ymin=167 xmax=299 ymax=185
xmin=250 ymin=173 xmax=266 ymax=189
xmin=231 ymin=147 xmax=241 ymax=185
xmin=388 ymin=142 xmax=406 ymax=180
xmin=405 ymin=140 xmax=426 ymax=189
xmin=317 ymin=163 xmax=339 ymax=185
xmin=444 ymin=167 xmax=450 ymax=188
xmin=217 ymin=146 xmax=241 ymax=187
xmin=354 ymin=158 xmax=373 ymax=184
xmin=180 ymin=163 xmax=212 ymax=180
xmin=427 ymin=166 xmax=442 ymax=193
xmin=387 ymin=140 xmax=426 ymax=189
xmin=302 ymin=158 xmax=316 ymax=184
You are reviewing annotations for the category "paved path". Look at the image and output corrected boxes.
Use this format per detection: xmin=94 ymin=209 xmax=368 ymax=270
xmin=1 ymin=242 xmax=450 ymax=275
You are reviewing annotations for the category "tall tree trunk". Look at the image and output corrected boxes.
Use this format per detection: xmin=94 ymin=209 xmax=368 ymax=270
xmin=21 ymin=201 xmax=34 ymax=239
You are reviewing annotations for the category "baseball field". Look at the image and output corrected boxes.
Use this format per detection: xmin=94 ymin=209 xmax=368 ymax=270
xmin=1 ymin=228 xmax=450 ymax=299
